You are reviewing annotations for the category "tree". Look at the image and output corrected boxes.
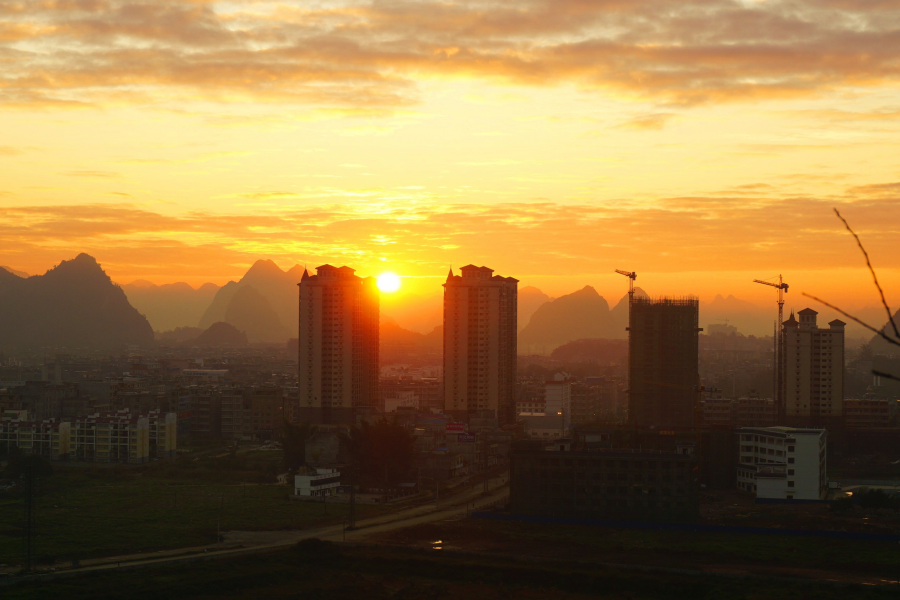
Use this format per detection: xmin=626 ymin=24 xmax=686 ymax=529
xmin=339 ymin=419 xmax=415 ymax=486
xmin=4 ymin=453 xmax=53 ymax=479
xmin=282 ymin=420 xmax=316 ymax=472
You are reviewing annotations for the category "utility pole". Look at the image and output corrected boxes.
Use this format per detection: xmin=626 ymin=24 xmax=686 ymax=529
xmin=348 ymin=463 xmax=356 ymax=530
xmin=483 ymin=439 xmax=489 ymax=495
xmin=23 ymin=462 xmax=34 ymax=574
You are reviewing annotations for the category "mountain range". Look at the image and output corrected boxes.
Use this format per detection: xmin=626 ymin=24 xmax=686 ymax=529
xmin=3 ymin=253 xmax=884 ymax=354
xmin=0 ymin=254 xmax=153 ymax=349
xmin=198 ymin=259 xmax=302 ymax=343
xmin=122 ymin=280 xmax=220 ymax=332
xmin=518 ymin=286 xmax=641 ymax=354
xmin=1 ymin=266 xmax=29 ymax=278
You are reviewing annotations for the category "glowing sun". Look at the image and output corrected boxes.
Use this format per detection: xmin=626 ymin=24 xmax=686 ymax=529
xmin=377 ymin=272 xmax=401 ymax=293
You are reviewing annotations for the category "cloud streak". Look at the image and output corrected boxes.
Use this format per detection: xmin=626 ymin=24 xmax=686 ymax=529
xmin=2 ymin=178 xmax=899 ymax=282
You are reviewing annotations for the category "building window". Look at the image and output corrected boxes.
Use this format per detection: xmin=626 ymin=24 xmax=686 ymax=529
xmin=788 ymin=481 xmax=794 ymax=487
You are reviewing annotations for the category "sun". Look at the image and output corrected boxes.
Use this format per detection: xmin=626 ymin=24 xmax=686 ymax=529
xmin=377 ymin=272 xmax=401 ymax=293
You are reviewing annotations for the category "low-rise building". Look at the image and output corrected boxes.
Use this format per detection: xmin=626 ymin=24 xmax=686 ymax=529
xmin=733 ymin=395 xmax=777 ymax=428
xmin=736 ymin=426 xmax=826 ymax=500
xmin=71 ymin=412 xmax=150 ymax=464
xmin=294 ymin=467 xmax=341 ymax=497
xmin=147 ymin=410 xmax=177 ymax=459
xmin=843 ymin=398 xmax=890 ymax=429
xmin=0 ymin=419 xmax=70 ymax=460
xmin=510 ymin=443 xmax=699 ymax=522
xmin=521 ymin=413 xmax=566 ymax=439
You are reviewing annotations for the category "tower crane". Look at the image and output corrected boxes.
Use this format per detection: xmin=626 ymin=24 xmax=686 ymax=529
xmin=754 ymin=275 xmax=789 ymax=417
xmin=616 ymin=270 xmax=637 ymax=429
xmin=615 ymin=269 xmax=637 ymax=305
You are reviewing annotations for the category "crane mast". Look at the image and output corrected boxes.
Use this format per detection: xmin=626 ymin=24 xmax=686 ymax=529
xmin=753 ymin=275 xmax=789 ymax=419
xmin=615 ymin=270 xmax=637 ymax=427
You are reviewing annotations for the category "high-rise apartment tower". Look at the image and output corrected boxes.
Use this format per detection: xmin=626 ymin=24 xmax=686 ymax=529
xmin=782 ymin=309 xmax=844 ymax=422
xmin=297 ymin=265 xmax=379 ymax=424
xmin=628 ymin=297 xmax=700 ymax=429
xmin=443 ymin=265 xmax=517 ymax=424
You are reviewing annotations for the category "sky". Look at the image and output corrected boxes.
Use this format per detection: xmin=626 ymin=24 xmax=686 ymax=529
xmin=2 ymin=0 xmax=900 ymax=311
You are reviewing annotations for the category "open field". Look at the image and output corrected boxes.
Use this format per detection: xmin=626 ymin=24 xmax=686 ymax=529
xmin=0 ymin=469 xmax=390 ymax=567
xmin=698 ymin=489 xmax=900 ymax=534
xmin=373 ymin=518 xmax=900 ymax=584
xmin=5 ymin=540 xmax=899 ymax=600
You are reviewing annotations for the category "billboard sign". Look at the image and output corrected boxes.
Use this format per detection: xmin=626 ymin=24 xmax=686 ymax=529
xmin=446 ymin=422 xmax=466 ymax=433
xmin=457 ymin=433 xmax=476 ymax=443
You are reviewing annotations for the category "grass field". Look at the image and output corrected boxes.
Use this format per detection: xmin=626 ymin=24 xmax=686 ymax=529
xmin=5 ymin=540 xmax=899 ymax=600
xmin=374 ymin=517 xmax=900 ymax=578
xmin=0 ymin=469 xmax=387 ymax=567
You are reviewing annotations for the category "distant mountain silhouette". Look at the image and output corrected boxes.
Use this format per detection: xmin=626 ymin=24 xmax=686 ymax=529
xmin=0 ymin=266 xmax=29 ymax=278
xmin=550 ymin=338 xmax=628 ymax=365
xmin=518 ymin=286 xmax=551 ymax=331
xmin=700 ymin=294 xmax=771 ymax=336
xmin=519 ymin=286 xmax=635 ymax=354
xmin=156 ymin=326 xmax=204 ymax=344
xmin=199 ymin=260 xmax=302 ymax=341
xmin=223 ymin=285 xmax=290 ymax=343
xmin=381 ymin=291 xmax=443 ymax=334
xmin=380 ymin=316 xmax=442 ymax=364
xmin=122 ymin=280 xmax=219 ymax=331
xmin=0 ymin=254 xmax=153 ymax=349
xmin=190 ymin=321 xmax=248 ymax=346
xmin=869 ymin=308 xmax=900 ymax=356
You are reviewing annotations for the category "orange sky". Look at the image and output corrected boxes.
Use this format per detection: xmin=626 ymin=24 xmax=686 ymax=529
xmin=1 ymin=0 xmax=899 ymax=310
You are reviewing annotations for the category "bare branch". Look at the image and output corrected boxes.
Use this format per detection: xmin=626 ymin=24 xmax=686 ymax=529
xmin=873 ymin=370 xmax=900 ymax=383
xmin=801 ymin=292 xmax=900 ymax=348
xmin=834 ymin=208 xmax=900 ymax=340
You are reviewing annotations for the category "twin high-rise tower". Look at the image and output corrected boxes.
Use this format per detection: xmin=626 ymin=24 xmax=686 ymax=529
xmin=297 ymin=263 xmax=518 ymax=424
xmin=297 ymin=265 xmax=380 ymax=424
xmin=443 ymin=265 xmax=518 ymax=425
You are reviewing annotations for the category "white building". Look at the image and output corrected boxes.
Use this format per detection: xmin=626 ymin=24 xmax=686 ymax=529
xmin=782 ymin=309 xmax=844 ymax=419
xmin=294 ymin=467 xmax=341 ymax=497
xmin=736 ymin=426 xmax=827 ymax=500
xmin=443 ymin=265 xmax=518 ymax=424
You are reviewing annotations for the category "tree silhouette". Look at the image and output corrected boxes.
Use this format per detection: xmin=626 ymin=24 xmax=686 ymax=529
xmin=282 ymin=420 xmax=317 ymax=472
xmin=339 ymin=420 xmax=414 ymax=486
xmin=803 ymin=209 xmax=900 ymax=382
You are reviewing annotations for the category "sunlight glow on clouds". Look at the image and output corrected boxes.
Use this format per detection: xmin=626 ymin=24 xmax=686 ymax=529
xmin=0 ymin=0 xmax=899 ymax=306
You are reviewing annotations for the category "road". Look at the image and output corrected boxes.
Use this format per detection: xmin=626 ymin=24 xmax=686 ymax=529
xmin=0 ymin=473 xmax=509 ymax=583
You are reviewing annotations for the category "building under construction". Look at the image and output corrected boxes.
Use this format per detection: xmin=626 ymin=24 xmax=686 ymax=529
xmin=628 ymin=296 xmax=700 ymax=430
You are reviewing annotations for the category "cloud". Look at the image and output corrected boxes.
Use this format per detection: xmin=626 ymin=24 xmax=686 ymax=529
xmin=847 ymin=181 xmax=900 ymax=197
xmin=2 ymin=178 xmax=900 ymax=283
xmin=64 ymin=170 xmax=122 ymax=178
xmin=618 ymin=113 xmax=677 ymax=130
xmin=2 ymin=1 xmax=900 ymax=110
